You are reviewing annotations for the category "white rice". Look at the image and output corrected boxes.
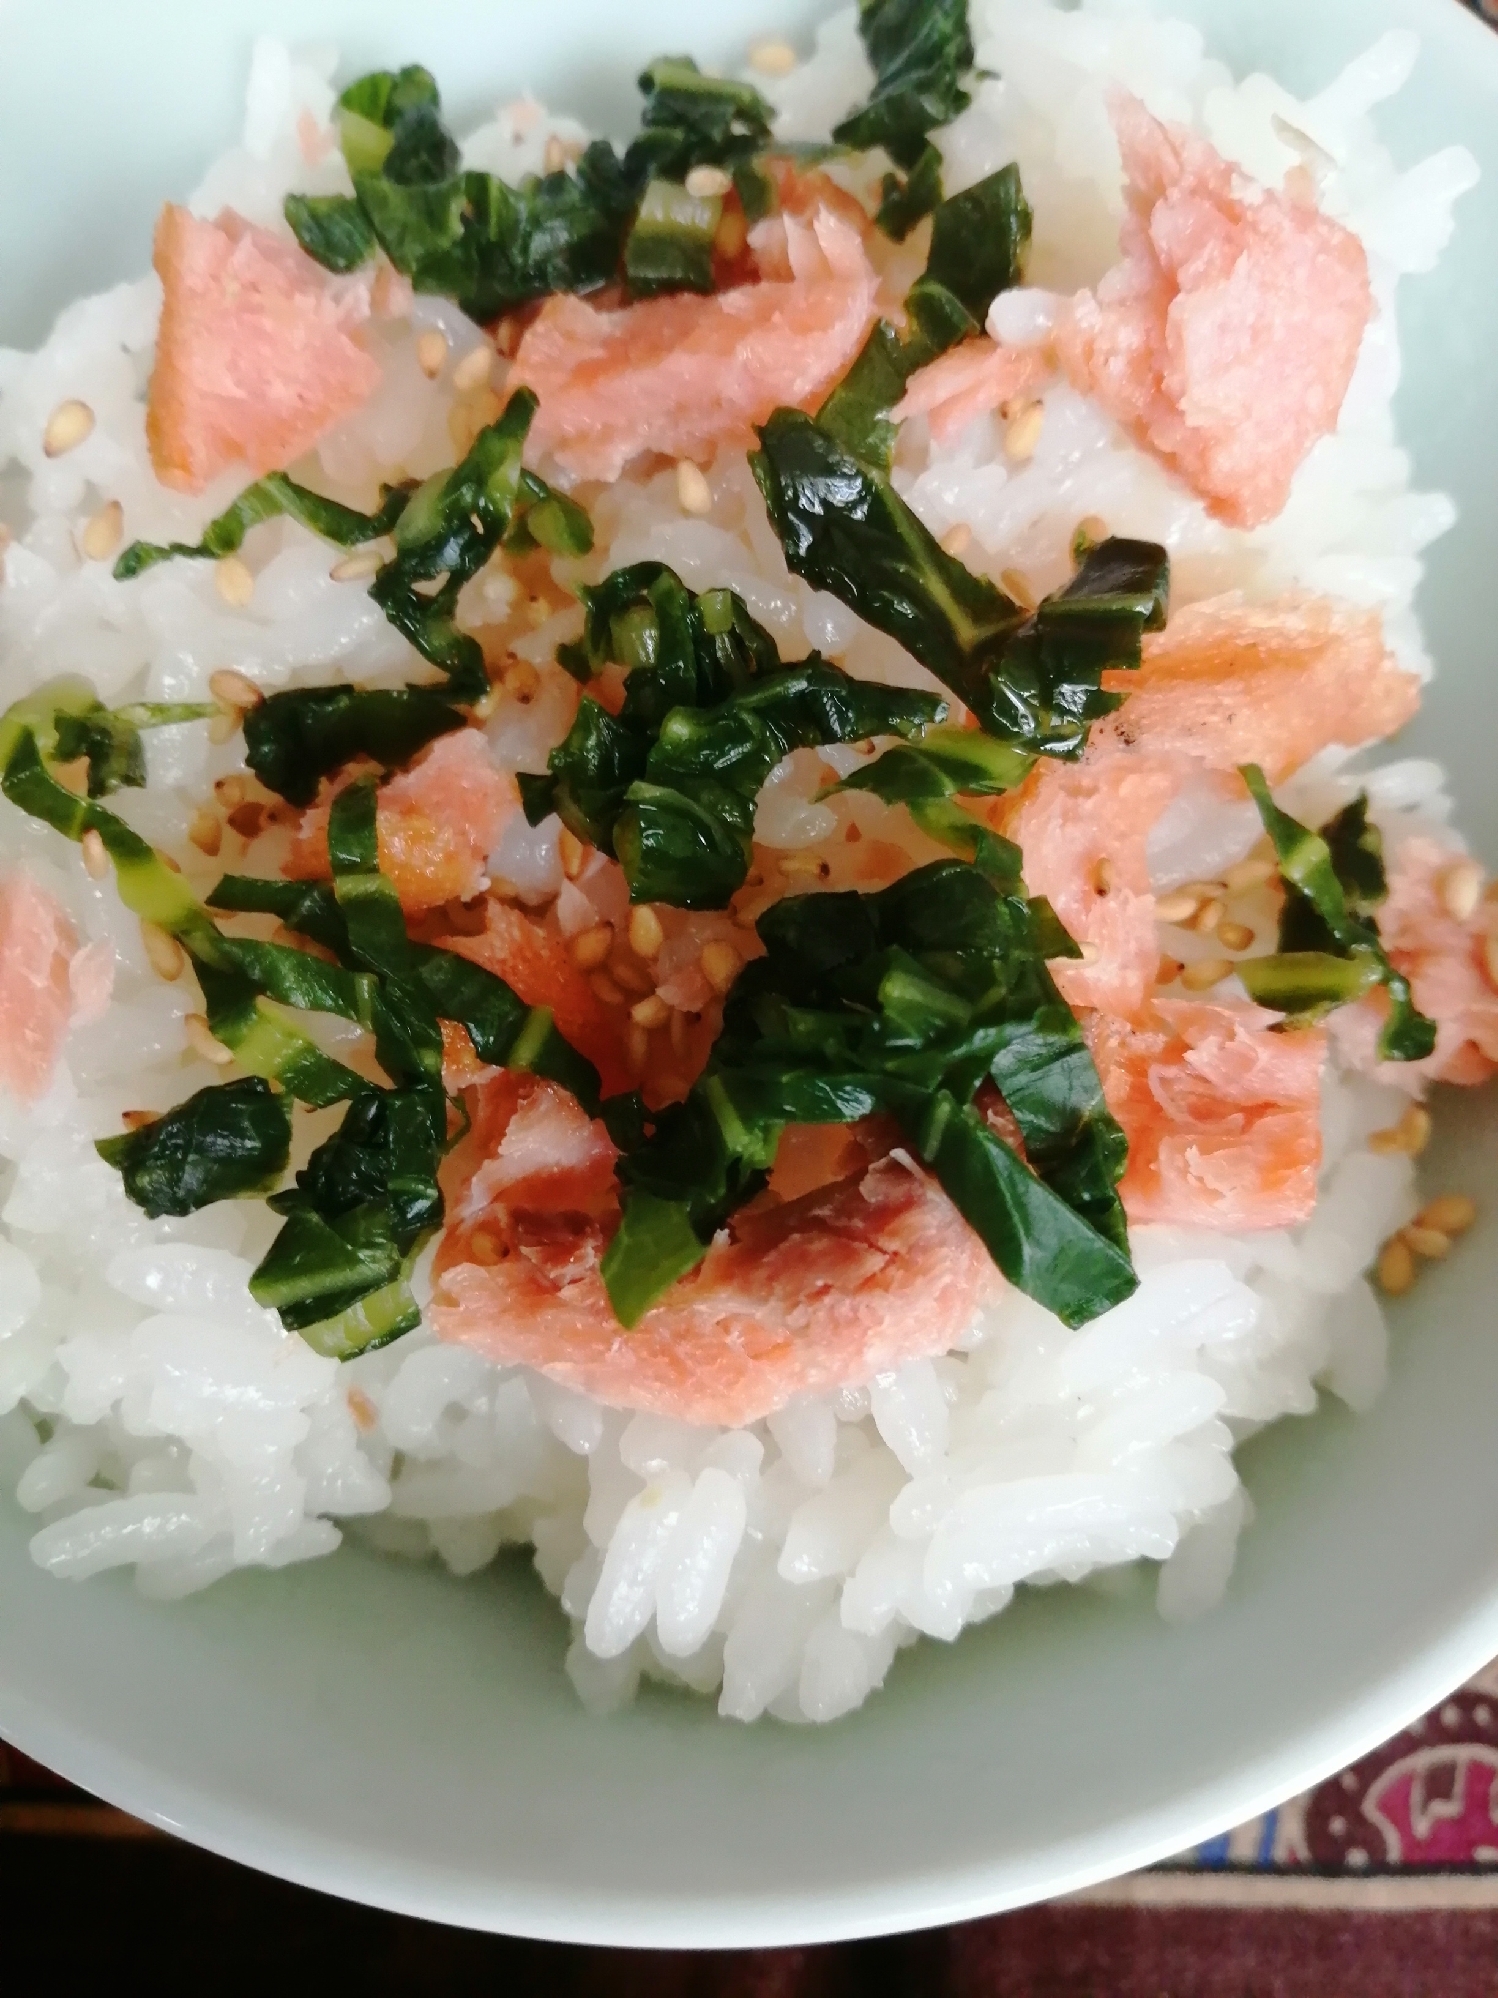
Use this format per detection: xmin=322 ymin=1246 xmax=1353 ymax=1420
xmin=0 ymin=1 xmax=1479 ymax=1722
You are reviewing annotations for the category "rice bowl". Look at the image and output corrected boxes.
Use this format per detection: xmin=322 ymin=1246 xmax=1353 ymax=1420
xmin=0 ymin=0 xmax=1496 ymax=1943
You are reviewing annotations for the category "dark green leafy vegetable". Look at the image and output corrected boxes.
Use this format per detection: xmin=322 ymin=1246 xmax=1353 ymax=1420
xmin=1236 ymin=768 xmax=1436 ymax=1061
xmin=829 ymin=725 xmax=1031 ymax=881
xmin=602 ymin=857 xmax=1135 ymax=1327
xmin=116 ymin=393 xmax=592 ymax=708
xmin=283 ymin=193 xmax=377 ymax=271
xmin=833 ymin=0 xmax=975 ymax=232
xmin=95 ymin=1079 xmax=291 ymax=1218
xmin=626 ymin=57 xmax=775 ymax=185
xmin=753 ymin=409 xmax=1168 ymax=757
xmin=624 ymin=178 xmax=721 ymax=298
xmin=819 ymin=165 xmax=1032 ymax=470
xmin=523 ymin=563 xmax=943 ymax=905
xmin=241 ymin=685 xmax=466 ymax=808
xmin=113 ymin=476 xmax=411 ymax=580
xmin=52 ymin=699 xmax=217 ymax=798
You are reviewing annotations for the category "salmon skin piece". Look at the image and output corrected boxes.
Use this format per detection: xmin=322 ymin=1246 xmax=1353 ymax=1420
xmin=285 ymin=730 xmax=516 ymax=916
xmin=509 ymin=207 xmax=880 ymax=482
xmin=0 ymin=870 xmax=111 ymax=1103
xmin=433 ymin=1133 xmax=999 ymax=1428
xmin=1088 ymin=998 xmax=1327 ymax=1230
xmin=1056 ymin=93 xmax=1371 ymax=529
xmin=147 ymin=204 xmax=381 ymax=494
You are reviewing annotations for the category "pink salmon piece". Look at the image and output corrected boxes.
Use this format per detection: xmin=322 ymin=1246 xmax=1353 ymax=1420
xmin=893 ymin=336 xmax=1055 ymax=444
xmin=0 ymin=871 xmax=94 ymax=1101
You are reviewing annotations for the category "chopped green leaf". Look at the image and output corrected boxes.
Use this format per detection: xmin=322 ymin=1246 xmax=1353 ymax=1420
xmin=834 ymin=0 xmax=975 ymax=230
xmin=624 ymin=177 xmax=721 ymax=298
xmin=242 ymin=686 xmax=467 ymax=808
xmin=52 ymin=699 xmax=216 ymax=798
xmin=875 ymin=141 xmax=945 ymax=240
xmin=627 ymin=56 xmax=775 ymax=184
xmin=113 ymin=474 xmax=410 ymax=580
xmin=1236 ymin=767 xmax=1436 ymax=1061
xmin=284 ymin=193 xmax=378 ymax=272
xmin=96 ymin=1079 xmax=291 ymax=1218
xmin=753 ymin=408 xmax=1167 ymax=757
xmin=830 ymin=725 xmax=1030 ymax=881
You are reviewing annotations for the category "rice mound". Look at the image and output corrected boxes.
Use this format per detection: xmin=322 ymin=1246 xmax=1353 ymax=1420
xmin=0 ymin=1 xmax=1479 ymax=1723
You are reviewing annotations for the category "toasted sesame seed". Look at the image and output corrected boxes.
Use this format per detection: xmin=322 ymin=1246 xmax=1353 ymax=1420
xmin=1155 ymin=889 xmax=1202 ymax=926
xmin=120 ymin=1109 xmax=160 ymax=1133
xmin=609 ymin=954 xmax=653 ymax=997
xmin=1217 ymin=921 xmax=1255 ymax=953
xmin=1180 ymin=956 xmax=1231 ymax=992
xmin=184 ymin=1012 xmax=234 ymax=1065
xmin=80 ymin=499 xmax=123 ymax=562
xmin=1403 ymin=1223 xmax=1451 ymax=1260
xmin=570 ymin=925 xmax=613 ymax=971
xmin=81 ymin=829 xmax=109 ymax=879
xmin=748 ymin=38 xmax=797 ymax=75
xmin=780 ymin=852 xmax=832 ymax=879
xmin=213 ymin=775 xmax=249 ymax=809
xmin=1440 ymin=857 xmax=1483 ymax=924
xmin=1156 ymin=955 xmax=1182 ymax=985
xmin=631 ymin=993 xmax=670 ymax=1029
xmin=715 ymin=207 xmax=749 ymax=258
xmin=1418 ymin=1193 xmax=1477 ymax=1236
xmin=502 ymin=658 xmax=540 ymax=704
xmin=1376 ymin=1236 xmax=1416 ymax=1296
xmin=590 ymin=971 xmax=625 ymax=1007
xmin=1004 ymin=399 xmax=1045 ymax=461
xmin=213 ymin=555 xmax=254 ymax=608
xmin=43 ymin=398 xmax=94 ymax=456
xmin=1368 ymin=1103 xmax=1431 ymax=1156
xmin=1072 ymin=514 xmax=1108 ymax=559
xmin=685 ymin=163 xmax=733 ymax=198
xmin=628 ymin=905 xmax=665 ymax=959
xmin=939 ymin=523 xmax=972 ymax=558
xmin=187 ymin=807 xmax=222 ymax=857
xmin=626 ymin=1022 xmax=651 ymax=1072
xmin=452 ymin=344 xmax=494 ymax=393
xmin=330 ymin=547 xmax=383 ymax=582
xmin=676 ymin=460 xmax=713 ymax=516
xmin=1223 ymin=855 xmax=1277 ymax=894
xmin=208 ymin=667 xmax=263 ymax=712
xmin=1000 ymin=568 xmax=1038 ymax=611
xmin=700 ymin=940 xmax=740 ymax=995
xmin=415 ymin=327 xmax=449 ymax=378
xmin=1092 ymin=857 xmax=1115 ymax=895
xmin=1193 ymin=897 xmax=1225 ymax=936
xmin=140 ymin=921 xmax=185 ymax=982
xmin=558 ymin=827 xmax=586 ymax=879
xmin=206 ymin=709 xmax=241 ymax=745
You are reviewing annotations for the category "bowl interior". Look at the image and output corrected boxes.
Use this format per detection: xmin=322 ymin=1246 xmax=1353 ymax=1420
xmin=1 ymin=0 xmax=1497 ymax=1949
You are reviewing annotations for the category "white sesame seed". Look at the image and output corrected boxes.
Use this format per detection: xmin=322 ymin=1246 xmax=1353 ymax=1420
xmin=558 ymin=827 xmax=586 ymax=879
xmin=590 ymin=971 xmax=625 ymax=1008
xmin=685 ymin=164 xmax=733 ymax=198
xmin=80 ymin=829 xmax=109 ymax=879
xmin=329 ymin=547 xmax=383 ymax=583
xmin=43 ymin=399 xmax=94 ymax=457
xmin=188 ymin=807 xmax=223 ymax=857
xmin=452 ymin=344 xmax=494 ymax=393
xmin=1439 ymin=857 xmax=1483 ymax=924
xmin=80 ymin=500 xmax=123 ymax=562
xmin=214 ymin=556 xmax=255 ymax=608
xmin=1004 ymin=399 xmax=1045 ymax=461
xmin=184 ymin=1013 xmax=234 ymax=1065
xmin=631 ymin=994 xmax=670 ymax=1029
xmin=628 ymin=905 xmax=665 ymax=960
xmin=700 ymin=940 xmax=740 ymax=995
xmin=1418 ymin=1193 xmax=1477 ymax=1236
xmin=747 ymin=38 xmax=797 ymax=75
xmin=415 ymin=328 xmax=449 ymax=379
xmin=939 ymin=523 xmax=972 ymax=558
xmin=1179 ymin=956 xmax=1231 ymax=991
xmin=140 ymin=921 xmax=185 ymax=982
xmin=676 ymin=460 xmax=713 ymax=516
xmin=1155 ymin=889 xmax=1202 ymax=926
xmin=208 ymin=668 xmax=263 ymax=712
xmin=1403 ymin=1224 xmax=1451 ymax=1261
xmin=570 ymin=925 xmax=614 ymax=971
xmin=999 ymin=568 xmax=1037 ymax=611
xmin=1376 ymin=1236 xmax=1415 ymax=1296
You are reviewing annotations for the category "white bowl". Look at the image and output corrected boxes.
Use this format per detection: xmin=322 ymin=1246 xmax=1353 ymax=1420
xmin=2 ymin=0 xmax=1497 ymax=1949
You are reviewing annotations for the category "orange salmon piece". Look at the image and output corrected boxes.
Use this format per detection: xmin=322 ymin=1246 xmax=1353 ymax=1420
xmin=286 ymin=730 xmax=515 ymax=916
xmin=510 ymin=207 xmax=879 ymax=481
xmin=439 ymin=898 xmax=633 ymax=1097
xmin=1007 ymin=751 xmax=1183 ymax=1019
xmin=445 ymin=1070 xmax=619 ymax=1219
xmin=893 ymin=337 xmax=1055 ymax=445
xmin=1088 ymin=998 xmax=1326 ymax=1229
xmin=147 ymin=204 xmax=381 ymax=494
xmin=433 ymin=1151 xmax=998 ymax=1428
xmin=1056 ymin=94 xmax=1371 ymax=529
xmin=1332 ymin=835 xmax=1498 ymax=1087
xmin=0 ymin=871 xmax=109 ymax=1102
xmin=1098 ymin=594 xmax=1420 ymax=782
